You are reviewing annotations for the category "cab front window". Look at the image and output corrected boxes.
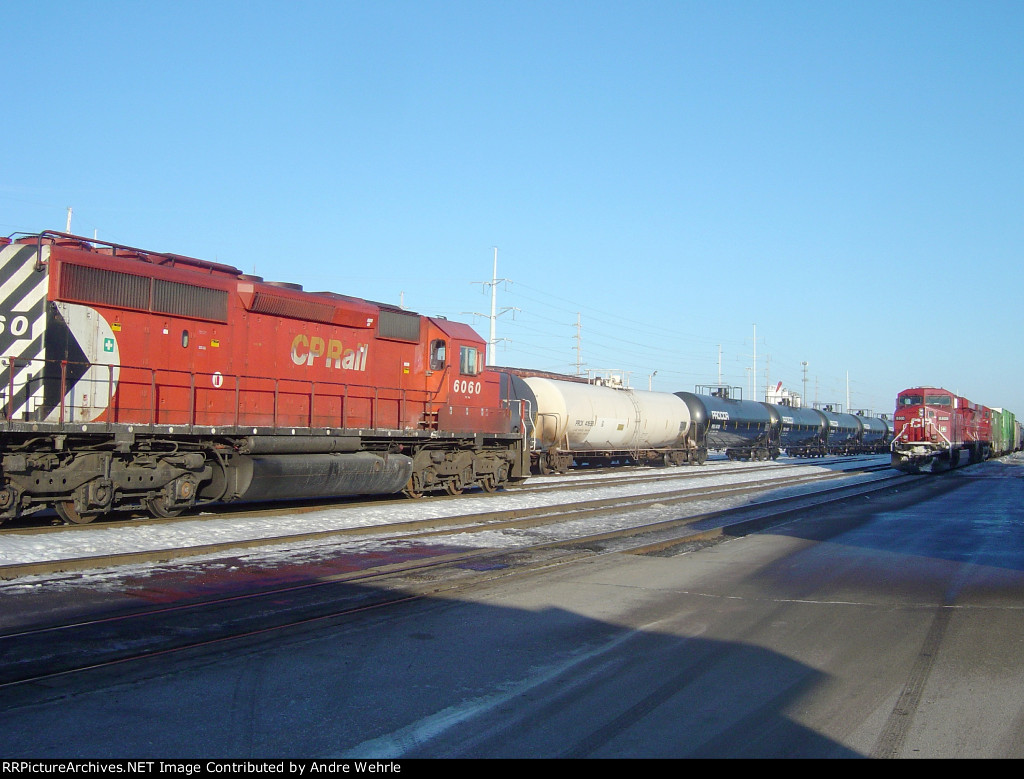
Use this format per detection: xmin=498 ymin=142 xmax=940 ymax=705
xmin=900 ymin=394 xmax=923 ymax=406
xmin=925 ymin=394 xmax=952 ymax=406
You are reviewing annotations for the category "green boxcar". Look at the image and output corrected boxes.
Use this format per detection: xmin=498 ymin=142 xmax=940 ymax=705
xmin=991 ymin=408 xmax=1016 ymax=456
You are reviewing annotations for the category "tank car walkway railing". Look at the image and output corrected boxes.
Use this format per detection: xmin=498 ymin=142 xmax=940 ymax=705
xmin=0 ymin=357 xmax=512 ymax=436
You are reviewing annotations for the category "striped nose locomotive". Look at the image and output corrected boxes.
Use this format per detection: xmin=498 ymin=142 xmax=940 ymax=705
xmin=0 ymin=232 xmax=528 ymax=523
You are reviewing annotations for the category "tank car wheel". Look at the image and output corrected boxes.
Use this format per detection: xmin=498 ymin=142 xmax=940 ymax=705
xmin=55 ymin=500 xmax=94 ymax=525
xmin=695 ymin=448 xmax=708 ymax=466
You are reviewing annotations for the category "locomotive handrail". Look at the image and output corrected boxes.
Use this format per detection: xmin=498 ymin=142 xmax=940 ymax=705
xmin=58 ymin=361 xmax=67 ymax=426
xmin=35 ymin=230 xmax=244 ymax=275
xmin=0 ymin=355 xmax=514 ymax=437
xmin=0 ymin=356 xmax=443 ymax=431
xmin=532 ymin=411 xmax=560 ymax=452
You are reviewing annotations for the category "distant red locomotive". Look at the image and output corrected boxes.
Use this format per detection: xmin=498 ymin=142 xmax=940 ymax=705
xmin=891 ymin=387 xmax=994 ymax=472
xmin=0 ymin=232 xmax=529 ymax=523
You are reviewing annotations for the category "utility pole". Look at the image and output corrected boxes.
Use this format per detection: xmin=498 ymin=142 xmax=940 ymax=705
xmin=65 ymin=207 xmax=72 ymax=233
xmin=801 ymin=361 xmax=808 ymax=407
xmin=717 ymin=344 xmax=722 ymax=386
xmin=469 ymin=247 xmax=516 ymax=365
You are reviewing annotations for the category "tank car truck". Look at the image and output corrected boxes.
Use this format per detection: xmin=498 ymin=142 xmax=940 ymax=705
xmin=0 ymin=231 xmax=529 ymax=523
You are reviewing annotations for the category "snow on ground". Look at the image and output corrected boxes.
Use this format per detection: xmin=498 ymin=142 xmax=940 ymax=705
xmin=0 ymin=456 xmax=889 ymax=574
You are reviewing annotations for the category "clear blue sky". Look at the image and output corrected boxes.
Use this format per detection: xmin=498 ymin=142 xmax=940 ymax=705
xmin=4 ymin=1 xmax=1022 ymax=417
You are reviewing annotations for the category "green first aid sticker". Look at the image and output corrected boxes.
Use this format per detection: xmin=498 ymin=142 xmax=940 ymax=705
xmin=104 ymin=337 xmax=115 ymax=353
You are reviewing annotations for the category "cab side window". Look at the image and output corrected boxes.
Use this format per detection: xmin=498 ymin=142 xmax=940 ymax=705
xmin=459 ymin=345 xmax=480 ymax=376
xmin=429 ymin=339 xmax=446 ymax=371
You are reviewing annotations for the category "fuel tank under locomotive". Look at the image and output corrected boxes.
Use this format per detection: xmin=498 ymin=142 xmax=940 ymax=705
xmin=676 ymin=391 xmax=778 ymax=461
xmin=203 ymin=450 xmax=413 ymax=504
xmin=503 ymin=374 xmax=697 ymax=471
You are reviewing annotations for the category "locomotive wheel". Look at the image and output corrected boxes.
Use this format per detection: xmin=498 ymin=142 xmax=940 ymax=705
xmin=480 ymin=475 xmax=498 ymax=493
xmin=445 ymin=475 xmax=465 ymax=496
xmin=55 ymin=500 xmax=94 ymax=525
xmin=146 ymin=496 xmax=184 ymax=518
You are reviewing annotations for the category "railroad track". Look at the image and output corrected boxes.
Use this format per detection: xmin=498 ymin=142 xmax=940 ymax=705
xmin=0 ymin=457 xmax=893 ymax=577
xmin=0 ymin=454 xmax=886 ymax=533
xmin=0 ymin=461 xmax=916 ymax=690
xmin=0 ymin=453 xmax=888 ymax=537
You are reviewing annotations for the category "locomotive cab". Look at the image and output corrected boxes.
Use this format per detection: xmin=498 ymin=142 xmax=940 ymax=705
xmin=421 ymin=317 xmax=507 ymax=435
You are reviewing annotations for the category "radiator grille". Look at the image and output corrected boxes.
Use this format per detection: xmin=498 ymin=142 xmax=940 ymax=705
xmin=60 ymin=263 xmax=150 ymax=310
xmin=60 ymin=263 xmax=228 ymax=322
xmin=249 ymin=292 xmax=336 ymax=323
xmin=378 ymin=310 xmax=421 ymax=341
xmin=153 ymin=278 xmax=228 ymax=321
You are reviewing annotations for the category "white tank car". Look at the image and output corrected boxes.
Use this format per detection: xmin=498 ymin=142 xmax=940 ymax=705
xmin=521 ymin=376 xmax=695 ymax=472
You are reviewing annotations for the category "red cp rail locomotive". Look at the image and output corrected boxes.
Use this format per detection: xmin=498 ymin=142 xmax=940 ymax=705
xmin=890 ymin=386 xmax=1021 ymax=472
xmin=0 ymin=231 xmax=529 ymax=523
